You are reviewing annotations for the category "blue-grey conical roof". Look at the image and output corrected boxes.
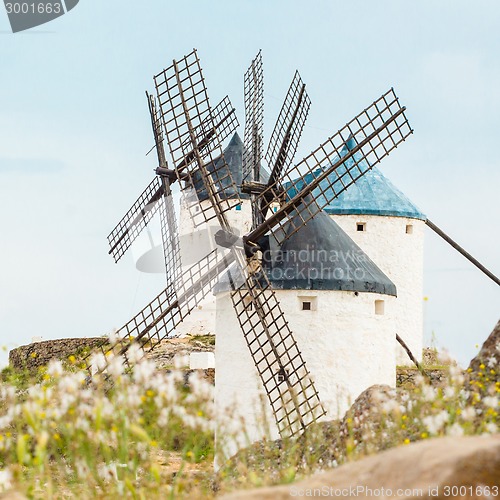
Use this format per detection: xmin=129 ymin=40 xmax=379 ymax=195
xmin=214 ymin=209 xmax=397 ymax=296
xmin=286 ymin=137 xmax=425 ymax=220
xmin=192 ymin=132 xmax=269 ymax=201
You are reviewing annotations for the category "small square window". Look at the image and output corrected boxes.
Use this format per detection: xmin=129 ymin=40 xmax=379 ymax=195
xmin=277 ymin=368 xmax=289 ymax=383
xmin=357 ymin=222 xmax=366 ymax=232
xmin=298 ymin=295 xmax=317 ymax=311
xmin=375 ymin=300 xmax=385 ymax=315
xmin=406 ymin=224 xmax=413 ymax=234
xmin=235 ymin=204 xmax=242 ymax=211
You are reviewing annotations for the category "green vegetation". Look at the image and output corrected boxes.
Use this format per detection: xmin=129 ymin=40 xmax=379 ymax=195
xmin=0 ymin=344 xmax=496 ymax=498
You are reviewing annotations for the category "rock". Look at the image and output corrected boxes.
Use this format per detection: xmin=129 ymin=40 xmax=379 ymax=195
xmin=0 ymin=492 xmax=28 ymax=500
xmin=8 ymin=338 xmax=105 ymax=371
xmin=145 ymin=337 xmax=214 ymax=369
xmin=469 ymin=319 xmax=500 ymax=375
xmin=220 ymin=435 xmax=500 ymax=499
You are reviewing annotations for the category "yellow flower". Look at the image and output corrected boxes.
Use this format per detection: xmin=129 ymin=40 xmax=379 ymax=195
xmin=186 ymin=451 xmax=193 ymax=458
xmin=421 ymin=432 xmax=428 ymax=439
xmin=146 ymin=390 xmax=154 ymax=398
xmin=150 ymin=440 xmax=158 ymax=448
xmin=480 ymin=364 xmax=486 ymax=370
xmin=402 ymin=415 xmax=407 ymax=421
xmin=30 ymin=352 xmax=37 ymax=358
xmin=53 ymin=433 xmax=60 ymax=441
xmin=403 ymin=439 xmax=410 ymax=445
xmin=467 ymin=368 xmax=473 ymax=373
xmin=68 ymin=355 xmax=76 ymax=364
xmin=197 ymin=410 xmax=204 ymax=417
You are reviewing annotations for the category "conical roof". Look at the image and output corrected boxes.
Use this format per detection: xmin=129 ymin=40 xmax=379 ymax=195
xmin=214 ymin=210 xmax=397 ymax=296
xmin=286 ymin=137 xmax=425 ymax=220
xmin=192 ymin=133 xmax=269 ymax=201
xmin=261 ymin=209 xmax=397 ymax=294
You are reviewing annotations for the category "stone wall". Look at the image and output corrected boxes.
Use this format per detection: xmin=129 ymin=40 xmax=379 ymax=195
xmin=9 ymin=338 xmax=105 ymax=371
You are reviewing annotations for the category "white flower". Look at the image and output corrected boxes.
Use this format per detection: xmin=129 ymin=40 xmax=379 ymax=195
xmin=158 ymin=408 xmax=170 ymax=428
xmin=75 ymin=460 xmax=90 ymax=480
xmin=423 ymin=410 xmax=449 ymax=435
xmin=483 ymin=396 xmax=498 ymax=409
xmin=487 ymin=356 xmax=497 ymax=368
xmin=126 ymin=344 xmax=144 ymax=365
xmin=485 ymin=422 xmax=498 ymax=434
xmin=108 ymin=329 xmax=121 ymax=346
xmin=97 ymin=462 xmax=118 ymax=482
xmin=444 ymin=387 xmax=456 ymax=399
xmin=461 ymin=407 xmax=476 ymax=421
xmin=173 ymin=355 xmax=189 ymax=369
xmin=89 ymin=352 xmax=107 ymax=373
xmin=106 ymin=355 xmax=125 ymax=378
xmin=421 ymin=385 xmax=436 ymax=402
xmin=133 ymin=359 xmax=156 ymax=385
xmin=446 ymin=423 xmax=464 ymax=437
xmin=0 ymin=469 xmax=12 ymax=492
xmin=47 ymin=359 xmax=64 ymax=378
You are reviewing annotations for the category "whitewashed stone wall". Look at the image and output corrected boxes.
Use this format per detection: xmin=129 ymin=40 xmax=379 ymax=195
xmin=331 ymin=214 xmax=425 ymax=365
xmin=176 ymin=196 xmax=253 ymax=336
xmin=214 ymin=288 xmax=396 ymax=461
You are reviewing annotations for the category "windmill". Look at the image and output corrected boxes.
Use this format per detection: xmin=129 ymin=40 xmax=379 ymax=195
xmin=93 ymin=49 xmax=412 ymax=438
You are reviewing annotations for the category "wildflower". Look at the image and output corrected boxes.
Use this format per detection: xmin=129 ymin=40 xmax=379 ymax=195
xmin=106 ymin=355 xmax=125 ymax=378
xmin=46 ymin=359 xmax=64 ymax=378
xmin=461 ymin=407 xmax=476 ymax=421
xmin=126 ymin=344 xmax=143 ymax=365
xmin=97 ymin=463 xmax=118 ymax=482
xmin=444 ymin=387 xmax=456 ymax=399
xmin=487 ymin=356 xmax=497 ymax=368
xmin=485 ymin=422 xmax=498 ymax=434
xmin=89 ymin=352 xmax=107 ymax=373
xmin=0 ymin=469 xmax=12 ymax=492
xmin=422 ymin=410 xmax=449 ymax=435
xmin=483 ymin=396 xmax=498 ymax=409
xmin=446 ymin=423 xmax=464 ymax=437
xmin=108 ymin=329 xmax=121 ymax=346
xmin=422 ymin=385 xmax=436 ymax=402
xmin=133 ymin=359 xmax=156 ymax=385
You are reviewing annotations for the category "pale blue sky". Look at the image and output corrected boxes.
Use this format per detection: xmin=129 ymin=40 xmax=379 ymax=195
xmin=0 ymin=1 xmax=499 ymax=366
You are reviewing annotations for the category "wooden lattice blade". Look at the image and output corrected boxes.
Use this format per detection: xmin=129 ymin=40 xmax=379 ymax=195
xmin=88 ymin=248 xmax=235 ymax=366
xmin=264 ymin=71 xmax=310 ymax=194
xmin=154 ymin=49 xmax=241 ymax=229
xmin=250 ymin=88 xmax=412 ymax=247
xmin=222 ymin=252 xmax=326 ymax=438
xmin=107 ymin=177 xmax=164 ymax=263
xmin=242 ymin=50 xmax=264 ymax=183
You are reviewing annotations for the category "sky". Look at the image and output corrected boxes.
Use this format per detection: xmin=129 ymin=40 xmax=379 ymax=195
xmin=0 ymin=0 xmax=499 ymax=367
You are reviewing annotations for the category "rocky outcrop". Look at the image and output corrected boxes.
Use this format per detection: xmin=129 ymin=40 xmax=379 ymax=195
xmin=8 ymin=338 xmax=105 ymax=371
xmin=221 ymin=435 xmax=500 ymax=499
xmin=469 ymin=319 xmax=499 ymax=375
xmin=8 ymin=336 xmax=216 ymax=373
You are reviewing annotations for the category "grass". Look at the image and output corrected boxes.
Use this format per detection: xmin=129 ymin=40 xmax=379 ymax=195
xmin=0 ymin=343 xmax=496 ymax=498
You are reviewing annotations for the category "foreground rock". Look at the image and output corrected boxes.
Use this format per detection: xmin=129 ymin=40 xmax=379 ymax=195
xmin=221 ymin=435 xmax=500 ymax=499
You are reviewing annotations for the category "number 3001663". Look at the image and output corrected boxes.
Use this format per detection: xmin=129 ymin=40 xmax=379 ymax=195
xmin=5 ymin=2 xmax=62 ymax=14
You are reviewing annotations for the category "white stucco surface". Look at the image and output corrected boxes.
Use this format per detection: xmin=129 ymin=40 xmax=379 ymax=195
xmin=214 ymin=288 xmax=396 ymax=460
xmin=331 ymin=214 xmax=425 ymax=365
xmin=176 ymin=197 xmax=253 ymax=336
